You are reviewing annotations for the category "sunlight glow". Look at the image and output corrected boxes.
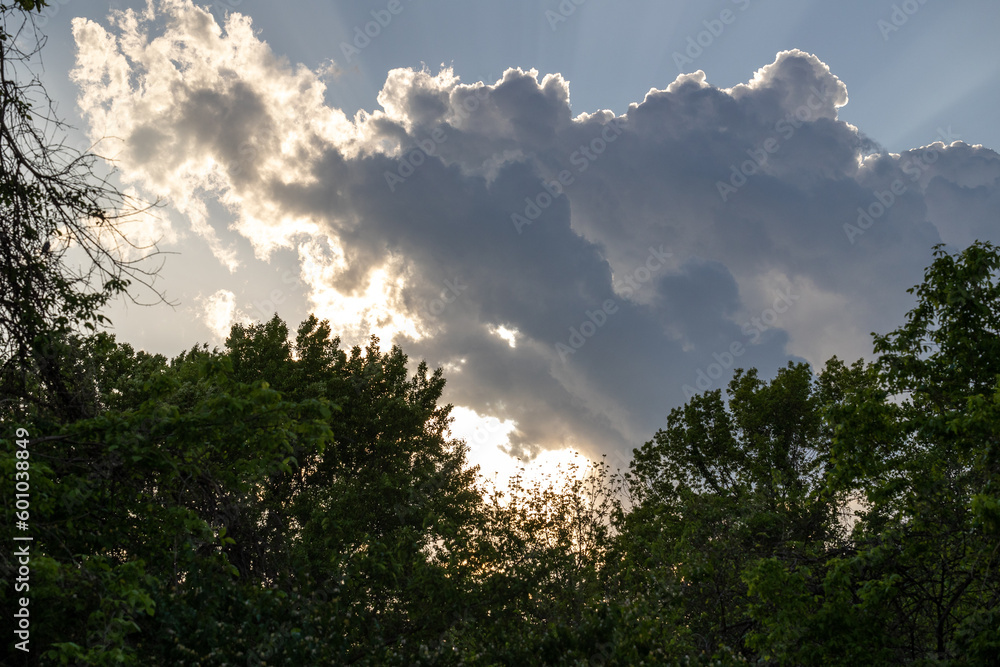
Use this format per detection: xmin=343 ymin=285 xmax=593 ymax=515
xmin=489 ymin=324 xmax=519 ymax=348
xmin=449 ymin=406 xmax=588 ymax=492
xmin=299 ymin=238 xmax=423 ymax=347
xmin=199 ymin=289 xmax=249 ymax=341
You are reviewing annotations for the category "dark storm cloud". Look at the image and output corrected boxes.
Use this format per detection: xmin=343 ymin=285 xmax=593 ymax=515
xmin=73 ymin=2 xmax=1000 ymax=459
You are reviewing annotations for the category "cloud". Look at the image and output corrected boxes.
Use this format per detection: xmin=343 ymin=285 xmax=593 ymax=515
xmin=199 ymin=288 xmax=244 ymax=341
xmin=72 ymin=2 xmax=1000 ymax=462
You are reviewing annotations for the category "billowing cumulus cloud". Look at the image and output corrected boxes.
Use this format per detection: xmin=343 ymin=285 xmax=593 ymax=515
xmin=71 ymin=1 xmax=1000 ymax=463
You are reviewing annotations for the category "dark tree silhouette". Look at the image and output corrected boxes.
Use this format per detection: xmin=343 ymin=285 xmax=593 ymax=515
xmin=1 ymin=2 xmax=169 ymax=420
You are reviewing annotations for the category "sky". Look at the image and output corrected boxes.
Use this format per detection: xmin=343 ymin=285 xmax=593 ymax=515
xmin=22 ymin=0 xmax=1000 ymax=481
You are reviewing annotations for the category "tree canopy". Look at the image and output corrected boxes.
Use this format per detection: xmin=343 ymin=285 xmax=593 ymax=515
xmin=1 ymin=1 xmax=166 ymax=423
xmin=1 ymin=241 xmax=996 ymax=665
xmin=2 ymin=6 xmax=999 ymax=662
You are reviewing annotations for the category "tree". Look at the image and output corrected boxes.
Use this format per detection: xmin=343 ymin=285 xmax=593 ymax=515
xmin=610 ymin=242 xmax=1000 ymax=663
xmin=5 ymin=242 xmax=998 ymax=665
xmin=225 ymin=315 xmax=487 ymax=660
xmin=0 ymin=331 xmax=335 ymax=664
xmin=1 ymin=314 xmax=496 ymax=664
xmin=615 ymin=361 xmax=848 ymax=661
xmin=1 ymin=2 xmax=166 ymax=422
xmin=451 ymin=455 xmax=624 ymax=665
xmin=745 ymin=241 xmax=1000 ymax=664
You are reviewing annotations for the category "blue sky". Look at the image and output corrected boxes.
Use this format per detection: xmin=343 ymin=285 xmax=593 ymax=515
xmin=25 ymin=0 xmax=1000 ymax=478
xmin=39 ymin=1 xmax=1000 ymax=152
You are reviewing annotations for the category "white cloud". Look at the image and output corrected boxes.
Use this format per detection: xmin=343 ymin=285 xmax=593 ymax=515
xmin=199 ymin=288 xmax=243 ymax=341
xmin=489 ymin=325 xmax=518 ymax=348
xmin=72 ymin=1 xmax=1000 ymax=465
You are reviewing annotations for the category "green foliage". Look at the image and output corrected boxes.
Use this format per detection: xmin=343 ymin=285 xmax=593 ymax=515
xmin=2 ymin=315 xmax=500 ymax=664
xmin=742 ymin=242 xmax=1000 ymax=664
xmin=9 ymin=1 xmax=48 ymax=11
xmin=3 ymin=217 xmax=999 ymax=666
xmin=603 ymin=242 xmax=1000 ymax=665
xmin=618 ymin=361 xmax=847 ymax=659
xmin=3 ymin=2 xmax=999 ymax=663
xmin=1 ymin=2 xmax=166 ymax=422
